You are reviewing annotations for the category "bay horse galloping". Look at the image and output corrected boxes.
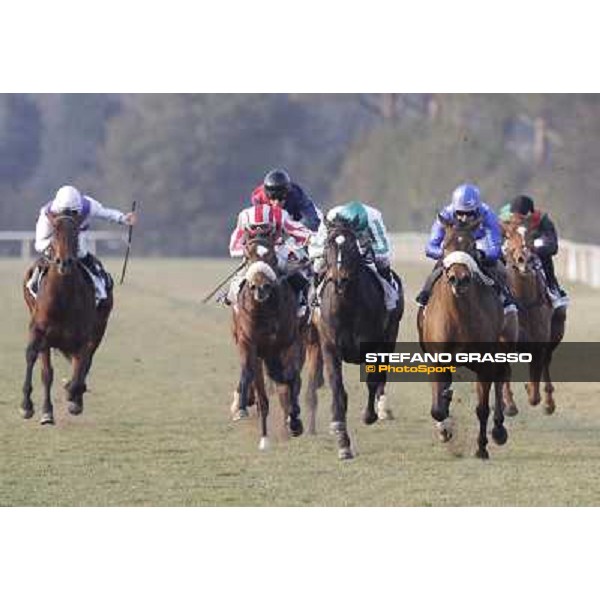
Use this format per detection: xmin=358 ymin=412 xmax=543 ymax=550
xmin=502 ymin=218 xmax=566 ymax=414
xmin=417 ymin=215 xmax=517 ymax=459
xmin=231 ymin=232 xmax=305 ymax=450
xmin=22 ymin=212 xmax=113 ymax=424
xmin=311 ymin=215 xmax=404 ymax=460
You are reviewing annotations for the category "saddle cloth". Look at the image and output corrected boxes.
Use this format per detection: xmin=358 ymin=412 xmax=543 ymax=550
xmin=26 ymin=263 xmax=109 ymax=306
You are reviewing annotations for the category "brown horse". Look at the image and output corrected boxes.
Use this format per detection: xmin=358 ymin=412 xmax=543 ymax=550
xmin=417 ymin=215 xmax=517 ymax=459
xmin=502 ymin=218 xmax=566 ymax=414
xmin=309 ymin=216 xmax=404 ymax=459
xmin=230 ymin=232 xmax=306 ymax=450
xmin=22 ymin=212 xmax=113 ymax=424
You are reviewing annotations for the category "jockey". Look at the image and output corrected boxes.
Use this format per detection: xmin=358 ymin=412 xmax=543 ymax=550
xmin=416 ymin=183 xmax=517 ymax=313
xmin=227 ymin=203 xmax=313 ymax=315
xmin=308 ymin=201 xmax=399 ymax=311
xmin=499 ymin=194 xmax=568 ymax=305
xmin=251 ymin=169 xmax=321 ymax=233
xmin=31 ymin=185 xmax=136 ymax=300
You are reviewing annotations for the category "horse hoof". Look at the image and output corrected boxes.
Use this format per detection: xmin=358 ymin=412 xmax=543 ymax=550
xmin=232 ymin=408 xmax=249 ymax=421
xmin=504 ymin=403 xmax=519 ymax=417
xmin=20 ymin=407 xmax=34 ymax=420
xmin=230 ymin=391 xmax=240 ymax=415
xmin=376 ymin=396 xmax=395 ymax=420
xmin=475 ymin=448 xmax=490 ymax=460
xmin=68 ymin=402 xmax=83 ymax=415
xmin=288 ymin=417 xmax=304 ymax=437
xmin=492 ymin=426 xmax=508 ymax=446
xmin=362 ymin=410 xmax=378 ymax=426
xmin=40 ymin=413 xmax=55 ymax=426
xmin=338 ymin=448 xmax=354 ymax=460
xmin=435 ymin=418 xmax=453 ymax=443
xmin=258 ymin=437 xmax=270 ymax=451
xmin=543 ymin=403 xmax=556 ymax=415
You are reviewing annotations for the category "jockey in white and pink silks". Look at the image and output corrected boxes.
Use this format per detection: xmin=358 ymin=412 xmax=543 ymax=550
xmin=28 ymin=185 xmax=136 ymax=302
xmin=226 ymin=203 xmax=313 ymax=315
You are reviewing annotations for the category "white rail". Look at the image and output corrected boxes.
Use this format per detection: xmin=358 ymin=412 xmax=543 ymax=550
xmin=0 ymin=231 xmax=126 ymax=260
xmin=389 ymin=232 xmax=600 ymax=289
xmin=1 ymin=230 xmax=598 ymax=289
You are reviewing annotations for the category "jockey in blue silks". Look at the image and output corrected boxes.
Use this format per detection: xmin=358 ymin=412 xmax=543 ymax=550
xmin=416 ymin=183 xmax=517 ymax=313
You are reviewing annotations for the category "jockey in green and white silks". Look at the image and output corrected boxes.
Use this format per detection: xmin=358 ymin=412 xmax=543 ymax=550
xmin=309 ymin=201 xmax=399 ymax=310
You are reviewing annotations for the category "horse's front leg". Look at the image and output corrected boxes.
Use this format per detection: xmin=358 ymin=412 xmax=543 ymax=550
xmin=304 ymin=335 xmax=323 ymax=435
xmin=502 ymin=364 xmax=518 ymax=417
xmin=253 ymin=360 xmax=270 ymax=450
xmin=363 ymin=371 xmax=380 ymax=425
xmin=541 ymin=356 xmax=556 ymax=415
xmin=21 ymin=330 xmax=42 ymax=419
xmin=525 ymin=352 xmax=544 ymax=406
xmin=39 ymin=349 xmax=55 ymax=425
xmin=492 ymin=377 xmax=508 ymax=446
xmin=234 ymin=343 xmax=256 ymax=421
xmin=431 ymin=374 xmax=453 ymax=442
xmin=475 ymin=380 xmax=491 ymax=459
xmin=66 ymin=353 xmax=90 ymax=415
xmin=323 ymin=342 xmax=352 ymax=460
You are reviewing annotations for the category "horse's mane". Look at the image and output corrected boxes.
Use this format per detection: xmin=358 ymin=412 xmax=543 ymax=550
xmin=245 ymin=261 xmax=277 ymax=283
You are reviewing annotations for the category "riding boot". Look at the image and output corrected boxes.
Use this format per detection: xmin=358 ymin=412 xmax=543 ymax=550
xmin=287 ymin=271 xmax=309 ymax=317
xmin=483 ymin=262 xmax=518 ymax=313
xmin=81 ymin=253 xmax=113 ymax=293
xmin=416 ymin=262 xmax=443 ymax=306
xmin=541 ymin=256 xmax=566 ymax=297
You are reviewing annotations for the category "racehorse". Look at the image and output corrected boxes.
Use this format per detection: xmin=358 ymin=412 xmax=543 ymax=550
xmin=230 ymin=231 xmax=305 ymax=450
xmin=502 ymin=218 xmax=566 ymax=414
xmin=309 ymin=215 xmax=404 ymax=459
xmin=21 ymin=211 xmax=113 ymax=424
xmin=417 ymin=215 xmax=517 ymax=459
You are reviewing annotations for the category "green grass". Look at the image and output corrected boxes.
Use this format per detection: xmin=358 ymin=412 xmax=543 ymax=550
xmin=1 ymin=258 xmax=599 ymax=506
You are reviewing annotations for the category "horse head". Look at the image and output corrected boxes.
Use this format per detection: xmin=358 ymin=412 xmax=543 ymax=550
xmin=502 ymin=216 xmax=537 ymax=275
xmin=324 ymin=215 xmax=362 ymax=294
xmin=439 ymin=213 xmax=483 ymax=296
xmin=47 ymin=211 xmax=81 ymax=276
xmin=243 ymin=227 xmax=278 ymax=270
xmin=244 ymin=261 xmax=278 ymax=303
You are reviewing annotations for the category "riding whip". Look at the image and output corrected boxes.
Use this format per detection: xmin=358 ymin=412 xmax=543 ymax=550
xmin=202 ymin=260 xmax=247 ymax=304
xmin=119 ymin=200 xmax=137 ymax=285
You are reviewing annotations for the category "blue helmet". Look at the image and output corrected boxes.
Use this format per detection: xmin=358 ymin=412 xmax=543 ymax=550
xmin=451 ymin=183 xmax=481 ymax=213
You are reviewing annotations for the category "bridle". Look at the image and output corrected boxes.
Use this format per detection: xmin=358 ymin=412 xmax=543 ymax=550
xmin=47 ymin=213 xmax=80 ymax=272
xmin=324 ymin=224 xmax=361 ymax=294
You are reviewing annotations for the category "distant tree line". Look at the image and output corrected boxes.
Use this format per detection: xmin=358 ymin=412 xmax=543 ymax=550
xmin=1 ymin=94 xmax=598 ymax=255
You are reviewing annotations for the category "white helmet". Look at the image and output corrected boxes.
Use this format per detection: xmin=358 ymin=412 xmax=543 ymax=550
xmin=51 ymin=185 xmax=82 ymax=213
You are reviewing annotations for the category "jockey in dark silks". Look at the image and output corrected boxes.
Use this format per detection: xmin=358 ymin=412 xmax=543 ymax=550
xmin=499 ymin=195 xmax=568 ymax=307
xmin=251 ymin=169 xmax=321 ymax=233
xmin=416 ymin=183 xmax=517 ymax=313
xmin=249 ymin=169 xmax=321 ymax=312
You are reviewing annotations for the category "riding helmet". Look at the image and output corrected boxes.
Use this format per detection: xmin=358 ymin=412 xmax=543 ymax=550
xmin=510 ymin=195 xmax=535 ymax=215
xmin=51 ymin=185 xmax=83 ymax=213
xmin=264 ymin=169 xmax=292 ymax=201
xmin=451 ymin=183 xmax=481 ymax=213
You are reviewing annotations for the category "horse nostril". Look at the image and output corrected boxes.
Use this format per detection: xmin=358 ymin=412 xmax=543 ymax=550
xmin=448 ymin=274 xmax=457 ymax=285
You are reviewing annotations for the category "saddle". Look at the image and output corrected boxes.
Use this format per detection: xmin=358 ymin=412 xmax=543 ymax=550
xmin=26 ymin=259 xmax=110 ymax=306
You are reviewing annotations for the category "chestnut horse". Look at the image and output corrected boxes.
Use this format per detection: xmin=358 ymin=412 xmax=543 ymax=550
xmin=309 ymin=216 xmax=404 ymax=460
xmin=230 ymin=233 xmax=306 ymax=450
xmin=22 ymin=212 xmax=113 ymax=424
xmin=417 ymin=215 xmax=517 ymax=459
xmin=502 ymin=218 xmax=566 ymax=414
